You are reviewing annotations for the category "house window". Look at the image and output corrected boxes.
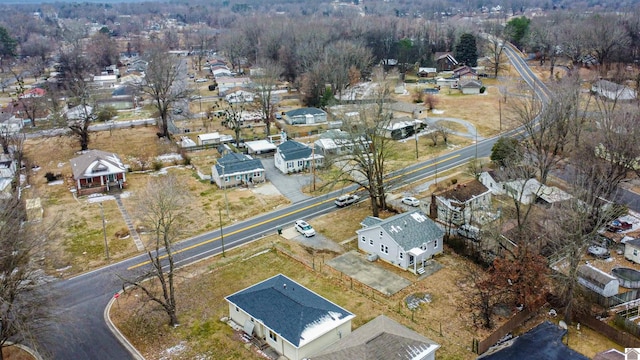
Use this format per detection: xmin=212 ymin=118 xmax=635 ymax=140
xmin=287 ymin=162 xmax=293 ymax=168
xmin=379 ymin=231 xmax=383 ymax=237
xmin=369 ymin=239 xmax=373 ymax=246
xmin=635 ymin=249 xmax=638 ymax=256
xmin=86 ymin=177 xmax=93 ymax=184
xmin=361 ymin=236 xmax=365 ymax=243
xmin=434 ymin=239 xmax=438 ymax=248
xmin=224 ymin=176 xmax=229 ymax=182
xmin=235 ymin=306 xmax=239 ymax=312
xmin=399 ymin=252 xmax=404 ymax=259
xmin=254 ymin=172 xmax=261 ymax=177
xmin=380 ymin=244 xmax=388 ymax=254
xmin=250 ymin=318 xmax=254 ymax=322
xmin=269 ymin=331 xmax=277 ymax=341
xmin=298 ymin=160 xmax=304 ymax=167
xmin=236 ymin=175 xmax=242 ymax=180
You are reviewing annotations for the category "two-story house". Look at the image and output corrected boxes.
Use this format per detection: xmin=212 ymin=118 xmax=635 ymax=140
xmin=430 ymin=179 xmax=492 ymax=226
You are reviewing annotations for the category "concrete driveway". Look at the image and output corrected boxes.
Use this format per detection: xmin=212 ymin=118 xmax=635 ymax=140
xmin=326 ymin=251 xmax=412 ymax=296
xmin=261 ymin=158 xmax=312 ymax=203
xmin=280 ymin=226 xmax=344 ymax=253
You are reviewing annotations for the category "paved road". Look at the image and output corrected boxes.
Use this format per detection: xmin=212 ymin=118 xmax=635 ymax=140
xmin=41 ymin=44 xmax=549 ymax=359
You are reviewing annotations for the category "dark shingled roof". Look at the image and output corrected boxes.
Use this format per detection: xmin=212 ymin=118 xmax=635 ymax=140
xmin=69 ymin=149 xmax=126 ymax=179
xmin=285 ymin=107 xmax=326 ymax=117
xmin=310 ymin=315 xmax=439 ymax=360
xmin=479 ymin=321 xmax=589 ymax=360
xmin=360 ymin=211 xmax=444 ymax=251
xmin=278 ymin=140 xmax=312 ymax=161
xmin=436 ymin=179 xmax=490 ymax=203
xmin=225 ymin=274 xmax=354 ymax=348
xmin=214 ymin=152 xmax=263 ymax=175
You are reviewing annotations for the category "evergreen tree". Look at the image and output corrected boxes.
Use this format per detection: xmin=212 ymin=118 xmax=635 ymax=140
xmin=455 ymin=33 xmax=478 ymax=67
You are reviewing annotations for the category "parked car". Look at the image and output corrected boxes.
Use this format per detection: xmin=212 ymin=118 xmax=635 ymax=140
xmin=173 ymin=107 xmax=183 ymax=115
xmin=295 ymin=220 xmax=316 ymax=237
xmin=587 ymin=245 xmax=610 ymax=259
xmin=607 ymin=220 xmax=632 ymax=232
xmin=195 ymin=78 xmax=208 ymax=83
xmin=335 ymin=194 xmax=360 ymax=207
xmin=401 ymin=196 xmax=420 ymax=207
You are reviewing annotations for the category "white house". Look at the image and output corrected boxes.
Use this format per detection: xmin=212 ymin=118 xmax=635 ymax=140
xmin=503 ymin=178 xmax=572 ymax=205
xmin=459 ymin=79 xmax=483 ymax=95
xmin=217 ymin=77 xmax=251 ymax=94
xmin=624 ymin=239 xmax=640 ymax=264
xmin=314 ymin=129 xmax=370 ymax=157
xmin=592 ymin=79 xmax=637 ymax=101
xmin=356 ymin=211 xmax=444 ymax=274
xmin=431 ymin=179 xmax=492 ymax=226
xmin=225 ymin=274 xmax=355 ymax=360
xmin=479 ymin=170 xmax=510 ymax=195
xmin=197 ymin=132 xmax=221 ymax=146
xmin=309 ymin=315 xmax=439 ymax=360
xmin=225 ymin=90 xmax=255 ymax=103
xmin=577 ymin=264 xmax=619 ymax=298
xmin=284 ymin=108 xmax=327 ymax=125
xmin=274 ymin=140 xmax=324 ymax=174
xmin=245 ymin=139 xmax=277 ymax=155
xmin=65 ymin=105 xmax=94 ymax=121
xmin=211 ymin=152 xmax=265 ymax=188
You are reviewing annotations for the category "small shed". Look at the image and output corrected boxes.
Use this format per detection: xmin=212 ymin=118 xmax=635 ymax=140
xmin=577 ymin=264 xmax=619 ymax=297
xmin=625 ymin=238 xmax=640 ymax=264
xmin=197 ymin=132 xmax=221 ymax=146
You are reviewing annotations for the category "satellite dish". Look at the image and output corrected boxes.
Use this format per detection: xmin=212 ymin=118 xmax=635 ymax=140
xmin=559 ymin=320 xmax=568 ymax=330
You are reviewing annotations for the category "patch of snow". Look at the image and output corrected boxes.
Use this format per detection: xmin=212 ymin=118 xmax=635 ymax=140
xmin=432 ymin=109 xmax=444 ymax=114
xmin=86 ymin=195 xmax=115 ymax=203
xmin=56 ymin=265 xmax=72 ymax=272
xmin=48 ymin=180 xmax=64 ymax=186
xmin=160 ymin=341 xmax=187 ymax=360
xmin=57 ymin=162 xmax=66 ymax=168
xmin=119 ymin=191 xmax=132 ymax=198
xmin=156 ymin=153 xmax=183 ymax=162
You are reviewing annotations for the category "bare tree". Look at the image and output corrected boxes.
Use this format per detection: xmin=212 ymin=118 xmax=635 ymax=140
xmin=253 ymin=59 xmax=282 ymax=136
xmin=136 ymin=44 xmax=190 ymax=138
xmin=122 ymin=175 xmax=191 ymax=326
xmin=482 ymin=22 xmax=508 ymax=78
xmin=188 ymin=25 xmax=216 ymax=72
xmin=326 ymin=70 xmax=396 ymax=217
xmin=586 ymin=14 xmax=631 ymax=74
xmin=214 ymin=97 xmax=247 ymax=145
xmin=0 ymin=195 xmax=54 ymax=360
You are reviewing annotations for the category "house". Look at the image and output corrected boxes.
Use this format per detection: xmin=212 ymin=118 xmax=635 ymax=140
xmin=626 ymin=349 xmax=640 ymax=360
xmin=385 ymin=102 xmax=426 ymax=118
xmin=18 ymin=88 xmax=46 ymax=99
xmin=503 ymin=178 xmax=572 ymax=205
xmin=284 ymin=108 xmax=328 ymax=125
xmin=430 ymin=179 xmax=492 ymax=226
xmin=453 ymin=65 xmax=478 ymax=81
xmin=217 ymin=77 xmax=251 ymax=94
xmin=309 ymin=315 xmax=439 ymax=360
xmin=479 ymin=321 xmax=589 ymax=360
xmin=70 ymin=150 xmax=127 ymax=196
xmin=225 ymin=274 xmax=355 ymax=360
xmin=624 ymin=239 xmax=640 ymax=264
xmin=382 ymin=117 xmax=420 ymax=140
xmin=245 ymin=140 xmax=277 ymax=155
xmin=593 ymin=349 xmax=624 ymax=360
xmin=479 ymin=170 xmax=511 ymax=195
xmin=459 ymin=79 xmax=483 ymax=95
xmin=211 ymin=152 xmax=265 ymax=188
xmin=65 ymin=105 xmax=94 ymax=122
xmin=225 ymin=90 xmax=255 ymax=103
xmin=92 ymin=74 xmax=118 ymax=87
xmin=436 ymin=77 xmax=459 ymax=89
xmin=577 ymin=264 xmax=619 ymax=297
xmin=274 ymin=140 xmax=324 ymax=174
xmin=313 ymin=129 xmax=370 ymax=157
xmin=417 ymin=67 xmax=437 ymax=77
xmin=197 ymin=132 xmax=221 ymax=146
xmin=592 ymin=79 xmax=637 ymax=101
xmin=435 ymin=52 xmax=458 ymax=72
xmin=356 ymin=211 xmax=444 ymax=273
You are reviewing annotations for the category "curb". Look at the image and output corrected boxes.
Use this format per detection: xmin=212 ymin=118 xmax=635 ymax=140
xmin=104 ymin=292 xmax=146 ymax=360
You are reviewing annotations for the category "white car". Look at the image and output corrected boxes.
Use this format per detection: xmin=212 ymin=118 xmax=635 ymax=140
xmin=295 ymin=220 xmax=316 ymax=237
xmin=195 ymin=78 xmax=208 ymax=83
xmin=335 ymin=194 xmax=360 ymax=207
xmin=402 ymin=196 xmax=420 ymax=207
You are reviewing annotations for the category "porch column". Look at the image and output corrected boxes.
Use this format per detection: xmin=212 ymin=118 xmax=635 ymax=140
xmin=104 ymin=175 xmax=109 ymax=191
xmin=76 ymin=179 xmax=81 ymax=190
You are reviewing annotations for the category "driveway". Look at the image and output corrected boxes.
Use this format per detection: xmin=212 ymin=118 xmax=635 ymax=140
xmin=261 ymin=158 xmax=312 ymax=203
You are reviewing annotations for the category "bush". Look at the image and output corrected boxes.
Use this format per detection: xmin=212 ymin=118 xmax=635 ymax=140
xmin=183 ymin=154 xmax=192 ymax=166
xmin=96 ymin=106 xmax=118 ymax=122
xmin=479 ymin=86 xmax=486 ymax=94
xmin=44 ymin=172 xmax=57 ymax=182
xmin=152 ymin=160 xmax=163 ymax=171
xmin=451 ymin=178 xmax=458 ymax=185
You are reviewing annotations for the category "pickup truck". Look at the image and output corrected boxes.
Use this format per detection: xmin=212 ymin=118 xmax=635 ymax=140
xmin=606 ymin=220 xmax=633 ymax=232
xmin=334 ymin=194 xmax=360 ymax=207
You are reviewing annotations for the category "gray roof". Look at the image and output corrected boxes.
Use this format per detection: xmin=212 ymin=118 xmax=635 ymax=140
xmin=577 ymin=264 xmax=616 ymax=287
xmin=625 ymin=238 xmax=640 ymax=249
xmin=460 ymin=79 xmax=483 ymax=88
xmin=285 ymin=107 xmax=326 ymax=117
xmin=69 ymin=150 xmax=126 ymax=179
xmin=225 ymin=274 xmax=354 ymax=348
xmin=278 ymin=140 xmax=312 ymax=161
xmin=310 ymin=315 xmax=439 ymax=360
xmin=215 ymin=152 xmax=263 ymax=175
xmin=361 ymin=216 xmax=383 ymax=227
xmin=360 ymin=211 xmax=444 ymax=250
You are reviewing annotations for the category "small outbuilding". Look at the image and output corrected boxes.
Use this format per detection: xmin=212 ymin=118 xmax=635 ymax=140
xmin=624 ymin=238 xmax=640 ymax=264
xmin=245 ymin=140 xmax=277 ymax=155
xmin=197 ymin=132 xmax=221 ymax=146
xmin=577 ymin=264 xmax=619 ymax=297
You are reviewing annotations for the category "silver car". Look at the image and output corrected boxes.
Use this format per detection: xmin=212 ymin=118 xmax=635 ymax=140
xmin=295 ymin=220 xmax=316 ymax=237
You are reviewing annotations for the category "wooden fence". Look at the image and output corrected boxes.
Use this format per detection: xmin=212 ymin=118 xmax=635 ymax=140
xmin=476 ymin=306 xmax=539 ymax=354
xmin=575 ymin=312 xmax=640 ymax=348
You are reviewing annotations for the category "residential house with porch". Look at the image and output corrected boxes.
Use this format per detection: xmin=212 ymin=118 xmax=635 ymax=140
xmin=356 ymin=211 xmax=444 ymax=274
xmin=211 ymin=152 xmax=265 ymax=188
xmin=70 ymin=150 xmax=127 ymax=196
xmin=274 ymin=140 xmax=324 ymax=174
xmin=435 ymin=52 xmax=459 ymax=72
xmin=225 ymin=274 xmax=355 ymax=360
xmin=430 ymin=179 xmax=492 ymax=226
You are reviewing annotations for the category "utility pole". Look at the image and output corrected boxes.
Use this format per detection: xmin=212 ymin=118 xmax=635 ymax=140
xmin=414 ymin=123 xmax=419 ymax=159
xmin=99 ymin=202 xmax=109 ymax=260
xmin=220 ymin=163 xmax=230 ymax=218
xmin=499 ymin=99 xmax=502 ymax=132
xmin=311 ymin=143 xmax=316 ymax=191
xmin=218 ymin=208 xmax=225 ymax=257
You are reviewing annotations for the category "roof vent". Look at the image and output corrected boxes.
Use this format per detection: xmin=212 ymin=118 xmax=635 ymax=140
xmin=283 ymin=283 xmax=287 ymax=290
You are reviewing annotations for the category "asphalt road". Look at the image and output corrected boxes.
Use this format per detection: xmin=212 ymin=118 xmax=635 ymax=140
xmin=41 ymin=44 xmax=550 ymax=360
